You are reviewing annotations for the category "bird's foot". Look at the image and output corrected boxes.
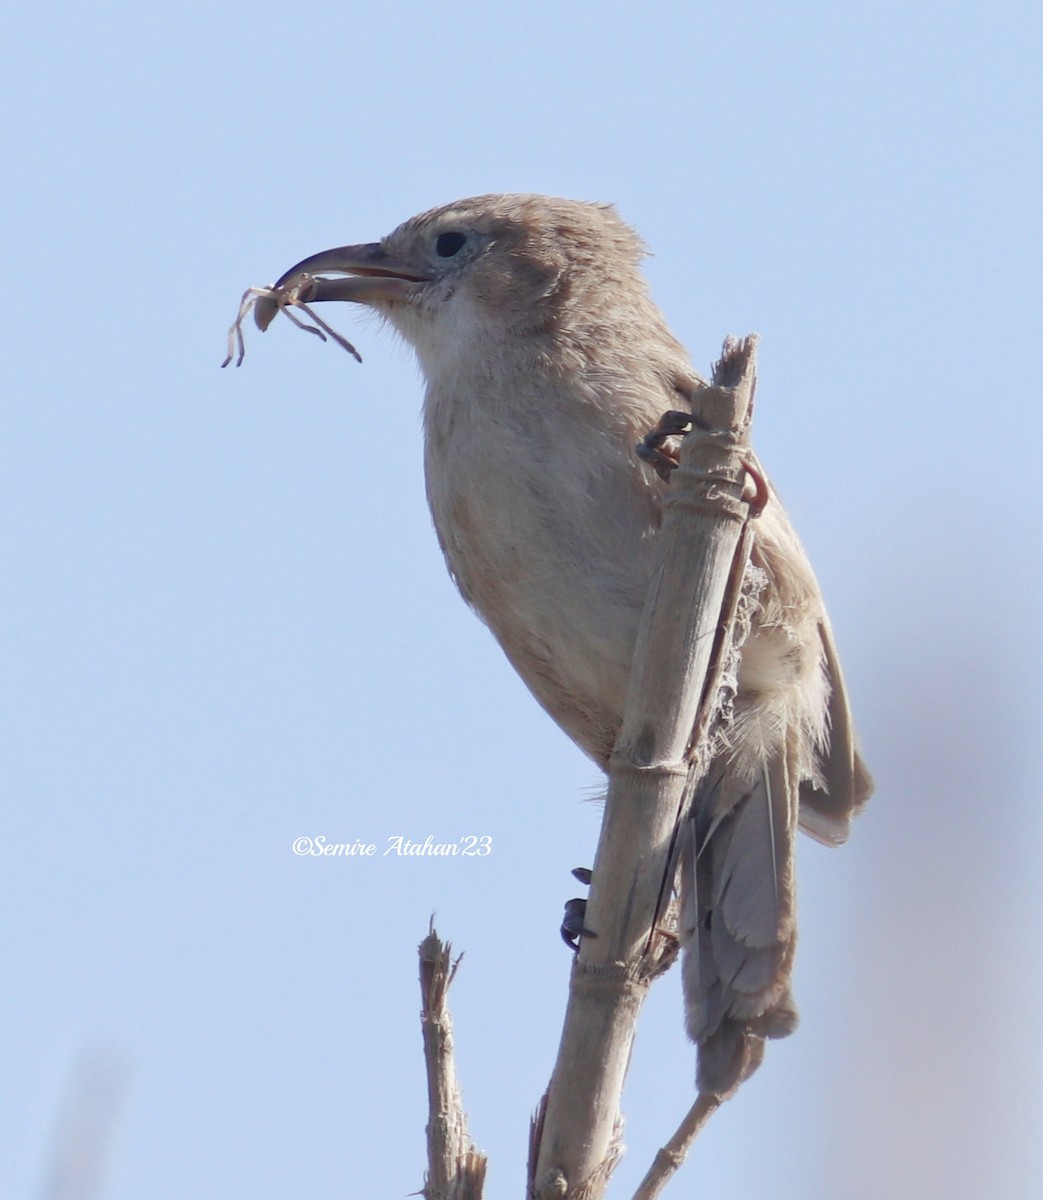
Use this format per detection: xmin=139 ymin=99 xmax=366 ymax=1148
xmin=636 ymin=409 xmax=697 ymax=479
xmin=638 ymin=410 xmax=769 ymax=517
xmin=560 ymin=867 xmax=596 ymax=952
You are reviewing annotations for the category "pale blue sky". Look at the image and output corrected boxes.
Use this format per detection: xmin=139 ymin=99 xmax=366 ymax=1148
xmin=4 ymin=2 xmax=1042 ymax=1198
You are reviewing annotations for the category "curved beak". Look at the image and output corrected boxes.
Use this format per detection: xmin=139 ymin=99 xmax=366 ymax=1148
xmin=254 ymin=243 xmax=430 ymax=330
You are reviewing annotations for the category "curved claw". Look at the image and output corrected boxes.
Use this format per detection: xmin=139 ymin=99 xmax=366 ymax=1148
xmin=561 ymin=898 xmax=597 ymax=952
xmin=637 ymin=409 xmax=694 ymax=480
xmin=560 ymin=866 xmax=596 ymax=951
xmin=741 ymin=455 xmax=770 ymax=518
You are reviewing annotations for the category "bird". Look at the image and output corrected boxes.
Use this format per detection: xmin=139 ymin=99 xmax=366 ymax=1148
xmin=251 ymin=194 xmax=872 ymax=1094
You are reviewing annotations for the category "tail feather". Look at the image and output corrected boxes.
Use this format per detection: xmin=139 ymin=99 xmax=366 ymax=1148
xmin=680 ymin=748 xmax=800 ymax=1096
xmin=695 ymin=1020 xmax=766 ymax=1097
xmin=675 ymin=513 xmax=874 ymax=1095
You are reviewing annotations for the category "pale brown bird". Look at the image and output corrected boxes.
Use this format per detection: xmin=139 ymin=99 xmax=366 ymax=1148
xmin=253 ymin=195 xmax=872 ymax=1094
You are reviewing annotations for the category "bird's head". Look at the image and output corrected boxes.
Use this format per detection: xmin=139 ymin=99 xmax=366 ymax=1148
xmin=255 ymin=194 xmax=660 ymax=377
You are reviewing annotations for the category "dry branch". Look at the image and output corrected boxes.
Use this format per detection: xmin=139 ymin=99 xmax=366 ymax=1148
xmin=418 ymin=925 xmax=488 ymax=1200
xmin=631 ymin=1093 xmax=723 ymax=1200
xmin=531 ymin=337 xmax=762 ymax=1200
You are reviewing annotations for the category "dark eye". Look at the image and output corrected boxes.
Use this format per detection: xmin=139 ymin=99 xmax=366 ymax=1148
xmin=435 ymin=231 xmax=467 ymax=258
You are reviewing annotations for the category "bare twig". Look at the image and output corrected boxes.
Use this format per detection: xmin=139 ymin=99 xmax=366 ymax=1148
xmin=418 ymin=923 xmax=488 ymax=1200
xmin=631 ymin=1093 xmax=724 ymax=1200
